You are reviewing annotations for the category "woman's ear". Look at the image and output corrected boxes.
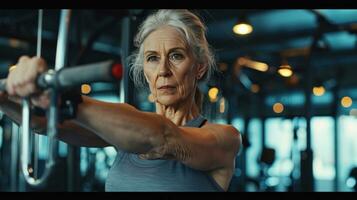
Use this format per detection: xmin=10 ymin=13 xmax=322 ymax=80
xmin=196 ymin=64 xmax=208 ymax=80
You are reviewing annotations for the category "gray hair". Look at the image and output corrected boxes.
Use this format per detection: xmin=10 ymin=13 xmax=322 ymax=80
xmin=128 ymin=9 xmax=217 ymax=88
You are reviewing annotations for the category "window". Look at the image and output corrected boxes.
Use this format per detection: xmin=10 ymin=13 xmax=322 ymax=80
xmin=246 ymin=118 xmax=262 ymax=178
xmin=311 ymin=117 xmax=335 ymax=191
xmin=338 ymin=115 xmax=357 ymax=191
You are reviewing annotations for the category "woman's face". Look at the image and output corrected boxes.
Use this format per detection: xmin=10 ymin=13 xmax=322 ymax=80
xmin=143 ymin=26 xmax=204 ymax=106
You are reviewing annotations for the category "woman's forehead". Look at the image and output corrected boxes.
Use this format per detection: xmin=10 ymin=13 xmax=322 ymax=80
xmin=143 ymin=26 xmax=188 ymax=52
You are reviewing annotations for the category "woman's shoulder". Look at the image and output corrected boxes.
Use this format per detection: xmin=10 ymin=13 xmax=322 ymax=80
xmin=202 ymin=122 xmax=242 ymax=156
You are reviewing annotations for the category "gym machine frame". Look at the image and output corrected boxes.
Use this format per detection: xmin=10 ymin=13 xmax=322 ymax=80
xmin=0 ymin=9 xmax=122 ymax=189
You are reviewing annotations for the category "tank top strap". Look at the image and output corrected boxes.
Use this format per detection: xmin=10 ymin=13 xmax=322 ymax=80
xmin=183 ymin=115 xmax=207 ymax=128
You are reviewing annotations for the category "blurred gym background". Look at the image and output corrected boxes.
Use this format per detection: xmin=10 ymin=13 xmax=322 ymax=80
xmin=0 ymin=9 xmax=356 ymax=192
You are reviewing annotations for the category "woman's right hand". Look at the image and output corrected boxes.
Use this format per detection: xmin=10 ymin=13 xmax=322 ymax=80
xmin=5 ymin=55 xmax=50 ymax=109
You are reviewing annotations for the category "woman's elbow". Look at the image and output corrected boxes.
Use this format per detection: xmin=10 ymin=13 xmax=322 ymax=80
xmin=235 ymin=131 xmax=242 ymax=156
xmin=226 ymin=126 xmax=242 ymax=157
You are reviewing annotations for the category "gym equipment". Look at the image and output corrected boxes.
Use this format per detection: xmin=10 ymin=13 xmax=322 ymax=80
xmin=0 ymin=9 xmax=122 ymax=189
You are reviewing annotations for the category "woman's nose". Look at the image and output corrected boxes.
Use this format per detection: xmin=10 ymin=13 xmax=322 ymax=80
xmin=158 ymin=69 xmax=172 ymax=77
xmin=157 ymin=60 xmax=172 ymax=77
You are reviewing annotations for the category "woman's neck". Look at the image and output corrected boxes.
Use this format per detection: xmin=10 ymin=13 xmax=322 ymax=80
xmin=155 ymin=97 xmax=200 ymax=126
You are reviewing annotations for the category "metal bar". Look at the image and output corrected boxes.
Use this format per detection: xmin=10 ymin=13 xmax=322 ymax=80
xmin=120 ymin=16 xmax=135 ymax=104
xmin=0 ymin=60 xmax=120 ymax=92
xmin=20 ymin=98 xmax=33 ymax=182
xmin=20 ymin=9 xmax=72 ymax=188
xmin=33 ymin=9 xmax=43 ymax=180
xmin=36 ymin=10 xmax=43 ymax=58
xmin=55 ymin=10 xmax=71 ymax=71
xmin=300 ymin=16 xmax=322 ymax=192
xmin=10 ymin=122 xmax=19 ymax=191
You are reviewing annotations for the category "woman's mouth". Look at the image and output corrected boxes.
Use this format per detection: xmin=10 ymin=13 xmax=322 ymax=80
xmin=158 ymin=85 xmax=176 ymax=90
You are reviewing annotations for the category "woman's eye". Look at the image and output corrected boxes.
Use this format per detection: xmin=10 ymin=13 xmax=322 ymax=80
xmin=170 ymin=53 xmax=184 ymax=61
xmin=147 ymin=56 xmax=158 ymax=62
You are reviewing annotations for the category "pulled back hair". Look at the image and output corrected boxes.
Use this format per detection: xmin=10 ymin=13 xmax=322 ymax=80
xmin=129 ymin=9 xmax=217 ymax=112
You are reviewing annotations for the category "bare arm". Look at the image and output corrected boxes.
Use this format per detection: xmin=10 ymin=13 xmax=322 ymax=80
xmin=0 ymin=91 xmax=166 ymax=152
xmin=0 ymin=94 xmax=110 ymax=148
xmin=74 ymin=96 xmax=165 ymax=153
xmin=2 ymin=55 xmax=241 ymax=174
xmin=0 ymin=56 xmax=111 ymax=148
xmin=140 ymin=120 xmax=242 ymax=171
xmin=1 ymin=55 xmax=240 ymax=170
xmin=1 ymin=92 xmax=240 ymax=171
xmin=74 ymin=96 xmax=241 ymax=171
xmin=177 ymin=124 xmax=241 ymax=170
xmin=0 ymin=93 xmax=173 ymax=155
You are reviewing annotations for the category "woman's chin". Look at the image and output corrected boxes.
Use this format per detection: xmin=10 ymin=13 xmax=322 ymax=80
xmin=156 ymin=96 xmax=179 ymax=106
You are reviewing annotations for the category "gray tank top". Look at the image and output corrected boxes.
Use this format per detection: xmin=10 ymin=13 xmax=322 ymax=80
xmin=105 ymin=115 xmax=225 ymax=192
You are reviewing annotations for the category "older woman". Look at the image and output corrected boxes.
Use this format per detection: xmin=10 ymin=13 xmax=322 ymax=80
xmin=0 ymin=9 xmax=241 ymax=191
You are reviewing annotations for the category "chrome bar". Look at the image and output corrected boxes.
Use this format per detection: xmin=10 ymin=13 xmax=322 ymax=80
xmin=20 ymin=9 xmax=71 ymax=187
